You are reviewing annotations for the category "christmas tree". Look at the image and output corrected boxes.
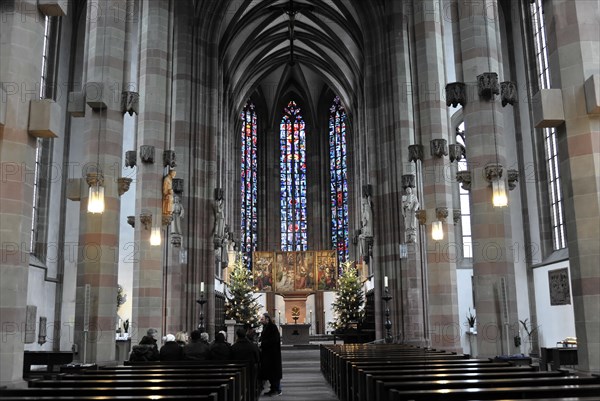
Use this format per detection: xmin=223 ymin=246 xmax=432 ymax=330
xmin=330 ymin=261 xmax=365 ymax=332
xmin=225 ymin=255 xmax=262 ymax=326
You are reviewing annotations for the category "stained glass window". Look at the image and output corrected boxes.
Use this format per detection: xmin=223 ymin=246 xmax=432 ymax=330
xmin=456 ymin=122 xmax=472 ymax=258
xmin=241 ymin=102 xmax=258 ymax=266
xmin=280 ymin=101 xmax=307 ymax=251
xmin=329 ymin=96 xmax=349 ymax=266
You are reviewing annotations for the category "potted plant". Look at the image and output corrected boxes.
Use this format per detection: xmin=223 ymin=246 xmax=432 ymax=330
xmin=466 ymin=308 xmax=476 ymax=333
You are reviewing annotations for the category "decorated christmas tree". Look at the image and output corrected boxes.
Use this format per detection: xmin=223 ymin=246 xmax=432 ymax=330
xmin=225 ymin=255 xmax=262 ymax=326
xmin=330 ymin=261 xmax=365 ymax=332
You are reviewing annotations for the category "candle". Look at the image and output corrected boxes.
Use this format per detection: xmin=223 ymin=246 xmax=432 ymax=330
xmin=200 ymin=282 xmax=205 ymax=293
xmin=384 ymin=276 xmax=388 ymax=288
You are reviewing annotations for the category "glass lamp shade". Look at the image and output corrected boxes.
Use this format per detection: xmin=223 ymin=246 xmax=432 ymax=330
xmin=150 ymin=227 xmax=161 ymax=246
xmin=431 ymin=220 xmax=444 ymax=240
xmin=87 ymin=185 xmax=105 ymax=214
xmin=492 ymin=178 xmax=508 ymax=207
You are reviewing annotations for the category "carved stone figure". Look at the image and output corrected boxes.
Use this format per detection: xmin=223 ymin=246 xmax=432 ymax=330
xmin=214 ymin=197 xmax=225 ymax=241
xmin=162 ymin=169 xmax=176 ymax=216
xmin=358 ymin=195 xmax=373 ymax=262
xmin=402 ymin=187 xmax=420 ymax=243
xmin=171 ymin=195 xmax=184 ymax=235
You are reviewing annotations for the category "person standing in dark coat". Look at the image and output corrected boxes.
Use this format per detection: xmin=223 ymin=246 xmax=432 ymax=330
xmin=259 ymin=313 xmax=282 ymax=396
xmin=183 ymin=329 xmax=210 ymax=360
xmin=209 ymin=331 xmax=232 ymax=360
xmin=160 ymin=334 xmax=183 ymax=361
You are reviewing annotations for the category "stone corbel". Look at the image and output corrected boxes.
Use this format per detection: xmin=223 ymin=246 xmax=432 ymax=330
xmin=140 ymin=145 xmax=155 ymax=164
xmin=163 ymin=150 xmax=176 ymax=168
xmin=449 ymin=143 xmax=465 ymax=162
xmin=445 ymin=82 xmax=467 ymax=107
xmin=430 ymin=139 xmax=448 ymax=158
xmin=85 ymin=82 xmax=109 ymax=110
xmin=67 ymin=91 xmax=85 ymax=117
xmin=401 ymin=174 xmax=415 ymax=190
xmin=38 ymin=0 xmax=67 ymax=16
xmin=501 ymin=81 xmax=517 ymax=106
xmin=171 ymin=235 xmax=182 ymax=248
xmin=173 ymin=178 xmax=184 ymax=195
xmin=121 ymin=91 xmax=139 ymax=116
xmin=436 ymin=207 xmax=449 ymax=222
xmin=162 ymin=215 xmax=173 ymax=227
xmin=86 ymin=171 xmax=104 ymax=187
xmin=140 ymin=212 xmax=152 ymax=231
xmin=584 ymin=74 xmax=600 ymax=114
xmin=453 ymin=209 xmax=461 ymax=224
xmin=117 ymin=177 xmax=132 ymax=196
xmin=477 ymin=72 xmax=499 ymax=101
xmin=125 ymin=150 xmax=137 ymax=168
xmin=484 ymin=163 xmax=503 ymax=183
xmin=408 ymin=144 xmax=424 ymax=162
xmin=29 ymin=99 xmax=61 ymax=138
xmin=456 ymin=170 xmax=472 ymax=191
xmin=127 ymin=216 xmax=135 ymax=228
xmin=416 ymin=210 xmax=427 ymax=225
xmin=507 ymin=169 xmax=519 ymax=190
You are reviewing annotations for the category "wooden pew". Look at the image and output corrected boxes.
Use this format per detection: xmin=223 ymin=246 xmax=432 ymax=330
xmin=378 ymin=375 xmax=600 ymax=401
xmin=388 ymin=383 xmax=600 ymax=401
xmin=1 ymin=386 xmax=226 ymax=401
xmin=0 ymin=394 xmax=216 ymax=401
xmin=29 ymin=374 xmax=236 ymax=401
xmin=22 ymin=351 xmax=73 ymax=378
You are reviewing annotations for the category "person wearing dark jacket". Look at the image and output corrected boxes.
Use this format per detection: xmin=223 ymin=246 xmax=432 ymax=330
xmin=160 ymin=334 xmax=183 ymax=361
xmin=209 ymin=331 xmax=231 ymax=360
xmin=230 ymin=328 xmax=260 ymax=364
xmin=259 ymin=313 xmax=282 ymax=396
xmin=183 ymin=329 xmax=210 ymax=360
xmin=129 ymin=328 xmax=160 ymax=362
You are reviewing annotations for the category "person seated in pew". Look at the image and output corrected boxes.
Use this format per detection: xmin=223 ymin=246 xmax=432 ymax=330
xmin=160 ymin=334 xmax=183 ymax=361
xmin=209 ymin=331 xmax=231 ymax=361
xmin=183 ymin=329 xmax=210 ymax=360
xmin=129 ymin=328 xmax=160 ymax=362
xmin=175 ymin=331 xmax=188 ymax=346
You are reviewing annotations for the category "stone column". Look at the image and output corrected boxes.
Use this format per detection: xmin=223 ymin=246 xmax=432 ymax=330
xmin=132 ymin=0 xmax=171 ymax=342
xmin=412 ymin=0 xmax=460 ymax=351
xmin=73 ymin=0 xmax=127 ymax=364
xmin=544 ymin=0 xmax=600 ymax=373
xmin=391 ymin=0 xmax=427 ymax=346
xmin=457 ymin=0 xmax=519 ymax=357
xmin=0 ymin=0 xmax=44 ymax=385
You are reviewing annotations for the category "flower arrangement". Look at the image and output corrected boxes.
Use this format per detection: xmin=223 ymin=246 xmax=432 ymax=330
xmin=466 ymin=308 xmax=476 ymax=328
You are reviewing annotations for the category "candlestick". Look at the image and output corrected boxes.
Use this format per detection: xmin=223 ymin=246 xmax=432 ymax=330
xmin=382 ymin=287 xmax=393 ymax=343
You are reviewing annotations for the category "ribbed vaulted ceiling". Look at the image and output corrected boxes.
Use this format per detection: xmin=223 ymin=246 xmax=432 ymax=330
xmin=216 ymin=0 xmax=367 ymax=121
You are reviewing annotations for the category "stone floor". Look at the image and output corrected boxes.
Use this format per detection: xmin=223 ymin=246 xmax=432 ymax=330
xmin=260 ymin=347 xmax=339 ymax=400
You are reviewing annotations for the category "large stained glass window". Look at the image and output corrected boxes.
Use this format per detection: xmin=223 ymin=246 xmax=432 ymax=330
xmin=241 ymin=102 xmax=258 ymax=265
xmin=280 ymin=101 xmax=307 ymax=251
xmin=329 ymin=96 xmax=349 ymax=265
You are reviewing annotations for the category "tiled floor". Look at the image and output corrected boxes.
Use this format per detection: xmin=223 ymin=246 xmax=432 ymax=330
xmin=259 ymin=347 xmax=338 ymax=400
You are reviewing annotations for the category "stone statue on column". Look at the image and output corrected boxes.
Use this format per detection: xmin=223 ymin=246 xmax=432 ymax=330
xmin=358 ymin=194 xmax=373 ymax=263
xmin=214 ymin=196 xmax=225 ymax=244
xmin=171 ymin=195 xmax=184 ymax=235
xmin=402 ymin=187 xmax=420 ymax=243
xmin=162 ymin=168 xmax=176 ymax=216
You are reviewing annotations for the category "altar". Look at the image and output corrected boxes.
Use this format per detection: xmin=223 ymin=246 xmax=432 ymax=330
xmin=281 ymin=323 xmax=310 ymax=345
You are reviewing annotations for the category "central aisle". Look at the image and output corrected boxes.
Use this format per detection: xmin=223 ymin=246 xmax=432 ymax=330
xmin=260 ymin=347 xmax=339 ymax=400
